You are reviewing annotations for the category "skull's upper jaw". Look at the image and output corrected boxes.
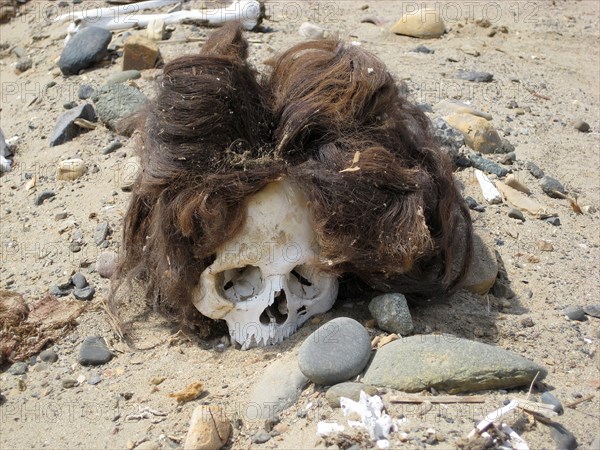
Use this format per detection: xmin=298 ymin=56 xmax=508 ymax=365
xmin=191 ymin=178 xmax=339 ymax=349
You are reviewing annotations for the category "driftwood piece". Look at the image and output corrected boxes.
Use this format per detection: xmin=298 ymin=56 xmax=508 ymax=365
xmin=389 ymin=395 xmax=486 ymax=404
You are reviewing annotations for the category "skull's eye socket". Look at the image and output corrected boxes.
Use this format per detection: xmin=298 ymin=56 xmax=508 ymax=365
xmin=217 ymin=265 xmax=263 ymax=301
xmin=288 ymin=265 xmax=319 ymax=300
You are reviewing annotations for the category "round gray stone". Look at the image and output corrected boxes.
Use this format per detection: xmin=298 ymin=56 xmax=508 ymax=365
xmin=79 ymin=336 xmax=112 ymax=365
xmin=298 ymin=317 xmax=372 ymax=385
xmin=96 ymin=251 xmax=118 ymax=278
xmin=368 ymin=293 xmax=414 ymax=335
xmin=59 ymin=27 xmax=113 ymax=76
xmin=563 ymin=306 xmax=586 ymax=321
xmin=541 ymin=391 xmax=563 ymax=415
xmin=39 ymin=349 xmax=58 ymax=363
xmin=252 ymin=431 xmax=271 ymax=444
xmin=583 ymin=304 xmax=600 ymax=318
xmin=508 ymin=208 xmax=525 ymax=221
xmin=325 ymin=382 xmax=379 ymax=408
xmin=573 ymin=120 xmax=590 ymax=132
xmin=540 ymin=176 xmax=566 ymax=198
xmin=74 ymin=285 xmax=95 ymax=301
xmin=9 ymin=362 xmax=28 ymax=375
xmin=71 ymin=272 xmax=88 ymax=289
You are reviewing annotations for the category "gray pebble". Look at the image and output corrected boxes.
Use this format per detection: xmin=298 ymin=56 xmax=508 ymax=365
xmin=465 ymin=196 xmax=485 ymax=212
xmin=96 ymin=251 xmax=118 ymax=278
xmin=35 ymin=190 xmax=55 ymax=206
xmin=39 ymin=349 xmax=58 ymax=363
xmin=55 ymin=212 xmax=68 ymax=220
xmin=62 ymin=379 xmax=77 ymax=389
xmin=92 ymin=83 xmax=148 ymax=131
xmin=526 ymin=161 xmax=545 ymax=179
xmin=583 ymin=304 xmax=600 ymax=318
xmin=87 ymin=373 xmax=102 ymax=385
xmin=550 ymin=423 xmax=577 ymax=450
xmin=79 ymin=336 xmax=112 ymax=365
xmin=73 ymin=285 xmax=95 ymax=301
xmin=9 ymin=362 xmax=28 ymax=375
xmin=106 ymin=70 xmax=141 ymax=84
xmin=298 ymin=317 xmax=372 ymax=385
xmin=49 ymin=103 xmax=97 ymax=147
xmin=100 ymin=140 xmax=123 ymax=155
xmin=508 ymin=208 xmax=525 ymax=221
xmin=573 ymin=120 xmax=590 ymax=132
xmin=563 ymin=306 xmax=586 ymax=321
xmin=50 ymin=282 xmax=73 ymax=297
xmin=63 ymin=101 xmax=77 ymax=110
xmin=499 ymin=151 xmax=516 ymax=165
xmin=94 ymin=221 xmax=110 ymax=246
xmin=368 ymin=293 xmax=414 ymax=335
xmin=252 ymin=431 xmax=271 ymax=444
xmin=456 ymin=70 xmax=494 ymax=82
xmin=411 ymin=45 xmax=434 ymax=54
xmin=545 ymin=217 xmax=561 ymax=227
xmin=540 ymin=176 xmax=566 ymax=198
xmin=71 ymin=272 xmax=88 ymax=289
xmin=69 ymin=242 xmax=82 ymax=253
xmin=16 ymin=56 xmax=32 ymax=73
xmin=78 ymin=84 xmax=96 ymax=100
xmin=541 ymin=391 xmax=564 ymax=415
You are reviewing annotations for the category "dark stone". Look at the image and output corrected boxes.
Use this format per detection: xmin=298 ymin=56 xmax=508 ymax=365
xmin=411 ymin=45 xmax=434 ymax=54
xmin=34 ymin=190 xmax=55 ymax=206
xmin=563 ymin=306 xmax=586 ymax=321
xmin=526 ymin=161 xmax=544 ymax=179
xmin=39 ymin=349 xmax=58 ymax=363
xmin=456 ymin=70 xmax=494 ymax=82
xmin=545 ymin=217 xmax=561 ymax=227
xmin=71 ymin=272 xmax=88 ymax=289
xmin=433 ymin=118 xmax=464 ymax=162
xmin=368 ymin=293 xmax=414 ymax=335
xmin=252 ymin=431 xmax=271 ymax=444
xmin=49 ymin=103 xmax=97 ymax=147
xmin=583 ymin=304 xmax=600 ymax=318
xmin=467 ymin=153 xmax=509 ymax=177
xmin=100 ymin=140 xmax=123 ymax=155
xmin=59 ymin=26 xmax=113 ymax=75
xmin=62 ymin=379 xmax=77 ymax=389
xmin=298 ymin=318 xmax=372 ymax=385
xmin=49 ymin=282 xmax=73 ymax=297
xmin=465 ymin=196 xmax=485 ymax=212
xmin=540 ymin=176 xmax=566 ymax=198
xmin=508 ymin=208 xmax=525 ymax=221
xmin=550 ymin=423 xmax=577 ymax=450
xmin=541 ymin=391 xmax=564 ymax=415
xmin=94 ymin=221 xmax=110 ymax=246
xmin=78 ymin=84 xmax=96 ymax=100
xmin=73 ymin=285 xmax=95 ymax=301
xmin=63 ymin=101 xmax=77 ymax=110
xmin=573 ymin=120 xmax=590 ymax=132
xmin=79 ymin=336 xmax=112 ymax=365
xmin=15 ymin=56 xmax=32 ymax=73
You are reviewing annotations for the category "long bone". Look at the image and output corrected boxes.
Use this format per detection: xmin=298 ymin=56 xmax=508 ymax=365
xmin=55 ymin=0 xmax=263 ymax=37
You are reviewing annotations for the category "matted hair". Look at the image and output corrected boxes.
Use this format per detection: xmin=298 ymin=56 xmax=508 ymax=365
xmin=110 ymin=23 xmax=473 ymax=337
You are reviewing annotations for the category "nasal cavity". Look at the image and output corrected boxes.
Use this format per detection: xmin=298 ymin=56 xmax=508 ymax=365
xmin=259 ymin=290 xmax=288 ymax=325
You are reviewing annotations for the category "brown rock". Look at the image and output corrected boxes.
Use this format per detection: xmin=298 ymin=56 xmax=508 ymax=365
xmin=0 ymin=0 xmax=16 ymax=23
xmin=445 ymin=113 xmax=502 ymax=154
xmin=504 ymin=174 xmax=531 ymax=194
xmin=123 ymin=35 xmax=160 ymax=71
xmin=390 ymin=8 xmax=445 ymax=38
xmin=464 ymin=232 xmax=498 ymax=295
xmin=184 ymin=405 xmax=231 ymax=450
xmin=56 ymin=159 xmax=86 ymax=181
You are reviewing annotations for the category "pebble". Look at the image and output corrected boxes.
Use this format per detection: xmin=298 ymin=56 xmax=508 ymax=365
xmin=62 ymin=378 xmax=77 ymax=389
xmin=100 ymin=140 xmax=123 ymax=155
xmin=445 ymin=113 xmax=503 ymax=154
xmin=550 ymin=423 xmax=578 ymax=450
xmin=50 ymin=282 xmax=73 ymax=297
xmin=468 ymin=153 xmax=509 ymax=177
xmin=39 ymin=349 xmax=58 ymax=363
xmin=9 ymin=362 xmax=28 ymax=375
xmin=87 ymin=373 xmax=102 ymax=385
xmin=504 ymin=174 xmax=530 ymax=194
xmin=325 ymin=382 xmax=379 ymax=408
xmin=583 ymin=304 xmax=600 ymax=318
xmin=34 ymin=190 xmax=55 ymax=206
xmin=573 ymin=120 xmax=590 ymax=132
xmin=390 ymin=8 xmax=445 ymax=38
xmin=15 ymin=56 xmax=33 ymax=73
xmin=71 ymin=272 xmax=88 ymax=289
xmin=49 ymin=104 xmax=97 ymax=147
xmin=465 ymin=196 xmax=485 ymax=212
xmin=540 ymin=176 xmax=566 ymax=198
xmin=363 ymin=334 xmax=547 ymax=393
xmin=252 ymin=431 xmax=271 ymax=444
xmin=563 ymin=306 xmax=586 ymax=321
xmin=122 ymin=35 xmax=160 ymax=71
xmin=520 ymin=317 xmax=534 ymax=328
xmin=59 ymin=26 xmax=113 ymax=75
xmin=183 ymin=405 xmax=231 ymax=450
xmin=499 ymin=151 xmax=516 ymax=165
xmin=433 ymin=117 xmax=464 ymax=161
xmin=79 ymin=336 xmax=112 ymax=365
xmin=298 ymin=317 xmax=372 ymax=385
xmin=106 ymin=70 xmax=141 ymax=85
xmin=545 ymin=217 xmax=561 ymax=227
xmin=298 ymin=22 xmax=325 ymax=39
xmin=368 ymin=293 xmax=414 ymax=335
xmin=507 ymin=208 xmax=525 ymax=221
xmin=247 ymin=355 xmax=308 ymax=420
xmin=63 ymin=101 xmax=77 ymax=110
xmin=93 ymin=84 xmax=148 ymax=131
xmin=74 ymin=285 xmax=95 ymax=301
xmin=410 ymin=45 xmax=434 ymax=54
xmin=526 ymin=161 xmax=544 ymax=179
xmin=491 ymin=281 xmax=515 ymax=299
xmin=56 ymin=158 xmax=86 ymax=181
xmin=94 ymin=221 xmax=110 ymax=246
xmin=456 ymin=70 xmax=494 ymax=82
xmin=78 ymin=84 xmax=96 ymax=100
xmin=96 ymin=251 xmax=118 ymax=278
xmin=464 ymin=231 xmax=499 ymax=295
xmin=541 ymin=391 xmax=564 ymax=415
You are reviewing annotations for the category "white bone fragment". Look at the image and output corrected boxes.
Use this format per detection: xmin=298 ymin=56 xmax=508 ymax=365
xmin=57 ymin=0 xmax=262 ymax=38
xmin=317 ymin=422 xmax=345 ymax=436
xmin=467 ymin=399 xmax=519 ymax=439
xmin=340 ymin=391 xmax=393 ymax=443
xmin=475 ymin=169 xmax=502 ymax=204
xmin=501 ymin=423 xmax=530 ymax=450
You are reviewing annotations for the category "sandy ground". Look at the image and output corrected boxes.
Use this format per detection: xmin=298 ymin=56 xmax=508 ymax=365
xmin=1 ymin=1 xmax=599 ymax=449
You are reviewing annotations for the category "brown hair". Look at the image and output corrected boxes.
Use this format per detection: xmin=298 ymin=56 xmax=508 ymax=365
xmin=111 ymin=23 xmax=472 ymax=337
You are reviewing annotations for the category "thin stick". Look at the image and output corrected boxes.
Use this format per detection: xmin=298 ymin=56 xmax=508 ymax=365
xmin=525 ymin=371 xmax=540 ymax=400
xmin=389 ymin=395 xmax=486 ymax=404
xmin=565 ymin=394 xmax=595 ymax=409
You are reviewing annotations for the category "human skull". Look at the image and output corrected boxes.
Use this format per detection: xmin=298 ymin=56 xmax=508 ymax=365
xmin=192 ymin=178 xmax=339 ymax=349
